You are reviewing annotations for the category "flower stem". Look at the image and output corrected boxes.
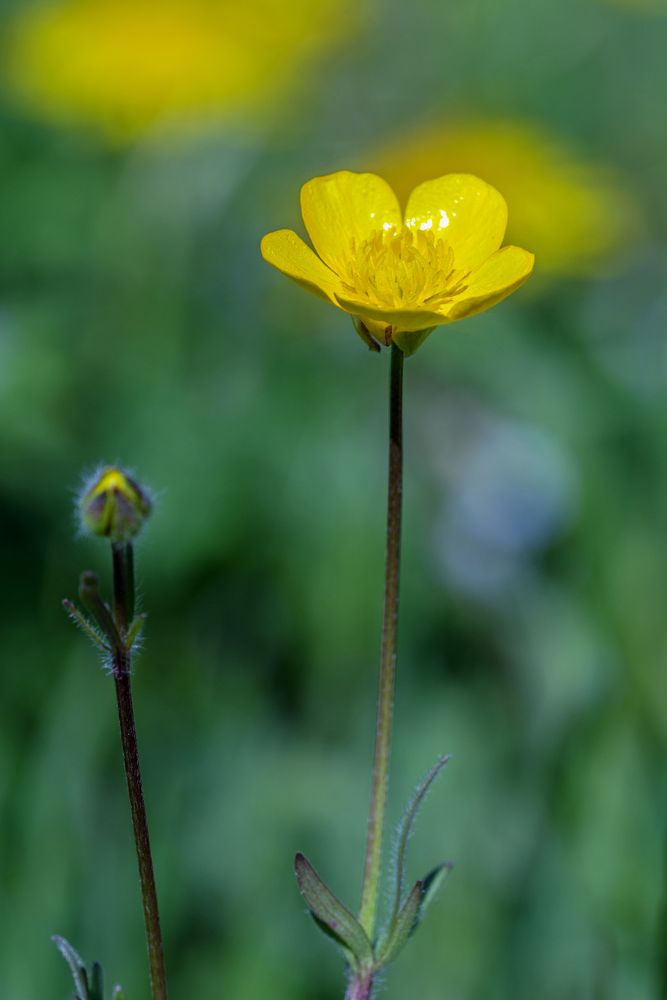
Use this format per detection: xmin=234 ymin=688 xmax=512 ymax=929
xmin=111 ymin=542 xmax=168 ymax=1000
xmin=358 ymin=344 xmax=404 ymax=941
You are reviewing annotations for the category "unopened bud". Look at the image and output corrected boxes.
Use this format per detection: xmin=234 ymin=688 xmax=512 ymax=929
xmin=79 ymin=466 xmax=152 ymax=542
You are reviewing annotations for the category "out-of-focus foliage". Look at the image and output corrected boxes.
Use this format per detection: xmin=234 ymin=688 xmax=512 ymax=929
xmin=0 ymin=0 xmax=666 ymax=999
xmin=601 ymin=0 xmax=667 ymax=12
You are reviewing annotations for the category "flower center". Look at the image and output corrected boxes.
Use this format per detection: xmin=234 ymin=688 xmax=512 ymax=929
xmin=341 ymin=227 xmax=469 ymax=310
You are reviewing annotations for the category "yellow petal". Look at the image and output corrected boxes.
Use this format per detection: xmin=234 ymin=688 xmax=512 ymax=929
xmin=301 ymin=171 xmax=402 ymax=276
xmin=260 ymin=229 xmax=344 ymax=303
xmin=334 ymin=292 xmax=447 ymax=333
xmin=446 ymin=246 xmax=535 ymax=320
xmin=404 ymin=174 xmax=507 ymax=272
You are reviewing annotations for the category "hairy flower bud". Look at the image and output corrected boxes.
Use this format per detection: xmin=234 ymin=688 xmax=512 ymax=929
xmin=79 ymin=466 xmax=152 ymax=542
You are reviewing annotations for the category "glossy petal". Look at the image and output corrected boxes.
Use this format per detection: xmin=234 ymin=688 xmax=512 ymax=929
xmin=404 ymin=174 xmax=507 ymax=272
xmin=301 ymin=171 xmax=402 ymax=276
xmin=334 ymin=292 xmax=447 ymax=334
xmin=260 ymin=229 xmax=344 ymax=303
xmin=446 ymin=245 xmax=535 ymax=320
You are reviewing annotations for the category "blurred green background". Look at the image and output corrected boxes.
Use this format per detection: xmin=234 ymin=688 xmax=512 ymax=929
xmin=1 ymin=0 xmax=667 ymax=997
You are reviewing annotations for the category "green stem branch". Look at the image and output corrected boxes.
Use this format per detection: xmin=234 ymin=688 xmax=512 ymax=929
xmin=111 ymin=543 xmax=168 ymax=1000
xmin=358 ymin=344 xmax=404 ymax=941
xmin=345 ymin=969 xmax=374 ymax=1000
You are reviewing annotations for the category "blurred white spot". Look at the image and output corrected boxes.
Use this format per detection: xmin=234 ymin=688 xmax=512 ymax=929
xmin=435 ymin=418 xmax=578 ymax=600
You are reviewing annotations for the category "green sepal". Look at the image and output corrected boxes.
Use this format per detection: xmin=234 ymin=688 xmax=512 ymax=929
xmin=392 ymin=326 xmax=435 ymax=356
xmin=351 ymin=316 xmax=382 ymax=352
xmin=294 ymin=852 xmax=373 ymax=970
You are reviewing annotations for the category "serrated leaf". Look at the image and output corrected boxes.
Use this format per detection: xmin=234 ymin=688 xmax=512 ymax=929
xmin=52 ymin=936 xmax=89 ymax=999
xmin=378 ymin=862 xmax=453 ymax=964
xmin=294 ymin=852 xmax=373 ymax=969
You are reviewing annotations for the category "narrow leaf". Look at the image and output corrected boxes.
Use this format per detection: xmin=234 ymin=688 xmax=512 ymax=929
xmin=78 ymin=571 xmax=122 ymax=654
xmin=62 ymin=600 xmax=110 ymax=653
xmin=379 ymin=863 xmax=453 ymax=965
xmin=112 ymin=988 xmax=126 ymax=1000
xmin=52 ymin=936 xmax=89 ymax=999
xmin=378 ymin=879 xmax=423 ymax=963
xmin=294 ymin=852 xmax=373 ymax=969
xmin=388 ymin=754 xmax=449 ymax=935
xmin=420 ymin=861 xmax=454 ymax=916
xmin=125 ymin=613 xmax=147 ymax=650
xmin=89 ymin=962 xmax=104 ymax=1000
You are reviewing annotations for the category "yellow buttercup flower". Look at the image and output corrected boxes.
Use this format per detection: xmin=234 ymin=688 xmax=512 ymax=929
xmin=373 ymin=121 xmax=633 ymax=276
xmin=261 ymin=171 xmax=534 ymax=355
xmin=6 ymin=0 xmax=358 ymax=142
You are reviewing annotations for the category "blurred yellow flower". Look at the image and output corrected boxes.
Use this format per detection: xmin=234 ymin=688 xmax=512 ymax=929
xmin=373 ymin=121 xmax=633 ymax=276
xmin=261 ymin=171 xmax=534 ymax=355
xmin=6 ymin=0 xmax=357 ymax=142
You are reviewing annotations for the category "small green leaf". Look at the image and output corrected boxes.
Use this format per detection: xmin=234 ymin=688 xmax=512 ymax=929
xmin=52 ymin=936 xmax=89 ymax=999
xmin=89 ymin=961 xmax=104 ymax=1000
xmin=78 ymin=571 xmax=122 ymax=654
xmin=125 ymin=613 xmax=147 ymax=650
xmin=378 ymin=863 xmax=453 ymax=964
xmin=388 ymin=755 xmax=449 ymax=932
xmin=376 ymin=754 xmax=450 ymax=967
xmin=294 ymin=852 xmax=373 ymax=969
xmin=52 ymin=937 xmax=117 ymax=1000
xmin=62 ymin=600 xmax=110 ymax=653
xmin=420 ymin=861 xmax=453 ymax=916
xmin=378 ymin=878 xmax=423 ymax=963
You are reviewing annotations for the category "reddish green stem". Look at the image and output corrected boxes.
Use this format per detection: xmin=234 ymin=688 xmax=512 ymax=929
xmin=345 ymin=969 xmax=374 ymax=1000
xmin=111 ymin=543 xmax=168 ymax=1000
xmin=358 ymin=344 xmax=404 ymax=940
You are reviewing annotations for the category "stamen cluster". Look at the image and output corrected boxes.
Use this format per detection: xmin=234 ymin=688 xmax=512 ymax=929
xmin=341 ymin=227 xmax=468 ymax=311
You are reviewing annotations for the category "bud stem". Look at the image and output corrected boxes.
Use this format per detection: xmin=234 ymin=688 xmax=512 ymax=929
xmin=112 ymin=542 xmax=129 ymax=634
xmin=358 ymin=343 xmax=404 ymax=948
xmin=111 ymin=543 xmax=168 ymax=1000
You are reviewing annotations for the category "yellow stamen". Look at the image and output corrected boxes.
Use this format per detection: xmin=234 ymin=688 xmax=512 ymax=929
xmin=341 ymin=227 xmax=468 ymax=310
